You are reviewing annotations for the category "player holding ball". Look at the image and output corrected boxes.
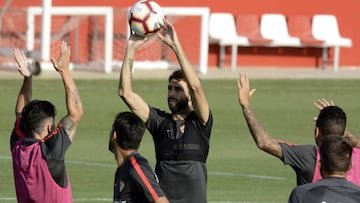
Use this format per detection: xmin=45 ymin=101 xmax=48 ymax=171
xmin=119 ymin=18 xmax=213 ymax=203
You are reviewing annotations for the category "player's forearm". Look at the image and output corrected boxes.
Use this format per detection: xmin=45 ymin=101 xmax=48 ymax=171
xmin=242 ymin=105 xmax=283 ymax=158
xmin=173 ymin=40 xmax=202 ymax=92
xmin=15 ymin=76 xmax=32 ymax=117
xmin=61 ymin=71 xmax=83 ymax=122
xmin=242 ymin=106 xmax=268 ymax=146
xmin=242 ymin=105 xmax=280 ymax=153
xmin=118 ymin=47 xmax=135 ymax=98
xmin=174 ymin=41 xmax=210 ymax=120
xmin=118 ymin=47 xmax=150 ymax=122
xmin=344 ymin=129 xmax=360 ymax=148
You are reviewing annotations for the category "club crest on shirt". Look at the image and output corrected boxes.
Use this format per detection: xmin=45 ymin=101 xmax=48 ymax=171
xmin=119 ymin=181 xmax=125 ymax=192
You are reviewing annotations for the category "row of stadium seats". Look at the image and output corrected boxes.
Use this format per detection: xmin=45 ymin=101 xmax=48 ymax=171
xmin=209 ymin=13 xmax=352 ymax=71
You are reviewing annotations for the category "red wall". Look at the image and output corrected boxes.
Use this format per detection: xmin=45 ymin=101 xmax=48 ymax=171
xmin=3 ymin=0 xmax=359 ymax=69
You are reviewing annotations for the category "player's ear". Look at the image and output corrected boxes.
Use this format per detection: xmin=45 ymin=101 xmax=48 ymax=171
xmin=112 ymin=130 xmax=117 ymax=140
xmin=108 ymin=129 xmax=118 ymax=153
xmin=47 ymin=123 xmax=54 ymax=133
xmin=314 ymin=127 xmax=321 ymax=146
xmin=315 ymin=126 xmax=320 ymax=138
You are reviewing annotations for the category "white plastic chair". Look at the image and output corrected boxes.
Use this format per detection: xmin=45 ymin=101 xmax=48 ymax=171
xmin=312 ymin=14 xmax=352 ymax=71
xmin=260 ymin=14 xmax=300 ymax=47
xmin=209 ymin=12 xmax=248 ymax=70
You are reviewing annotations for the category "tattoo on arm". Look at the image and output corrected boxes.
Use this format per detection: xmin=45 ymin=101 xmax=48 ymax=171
xmin=243 ymin=106 xmax=266 ymax=140
xmin=242 ymin=106 xmax=281 ymax=157
xmin=60 ymin=116 xmax=77 ymax=133
xmin=128 ymin=59 xmax=134 ymax=72
xmin=72 ymin=89 xmax=81 ymax=105
xmin=128 ymin=58 xmax=134 ymax=68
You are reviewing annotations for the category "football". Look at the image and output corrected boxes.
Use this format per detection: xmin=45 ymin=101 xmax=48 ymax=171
xmin=128 ymin=0 xmax=165 ymax=36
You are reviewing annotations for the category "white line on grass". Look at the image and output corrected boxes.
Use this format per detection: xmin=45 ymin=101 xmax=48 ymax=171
xmin=66 ymin=160 xmax=115 ymax=168
xmin=1 ymin=155 xmax=287 ymax=181
xmin=209 ymin=171 xmax=286 ymax=181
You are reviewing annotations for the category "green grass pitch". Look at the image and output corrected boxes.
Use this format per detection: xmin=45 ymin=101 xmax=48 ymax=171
xmin=1 ymin=77 xmax=360 ymax=202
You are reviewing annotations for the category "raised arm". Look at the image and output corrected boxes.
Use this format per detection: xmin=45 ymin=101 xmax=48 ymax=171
xmin=237 ymin=73 xmax=283 ymax=158
xmin=158 ymin=21 xmax=209 ymax=124
xmin=13 ymin=48 xmax=32 ymax=118
xmin=314 ymin=98 xmax=360 ymax=148
xmin=50 ymin=41 xmax=83 ymax=141
xmin=118 ymin=34 xmax=150 ymax=123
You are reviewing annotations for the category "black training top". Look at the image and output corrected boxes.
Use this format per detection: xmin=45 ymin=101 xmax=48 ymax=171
xmin=113 ymin=152 xmax=166 ymax=203
xmin=288 ymin=177 xmax=360 ymax=203
xmin=146 ymin=107 xmax=213 ymax=203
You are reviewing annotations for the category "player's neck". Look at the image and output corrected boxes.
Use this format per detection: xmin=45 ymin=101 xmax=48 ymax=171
xmin=116 ymin=148 xmax=136 ymax=166
xmin=33 ymin=130 xmax=47 ymax=140
xmin=172 ymin=107 xmax=191 ymax=120
xmin=172 ymin=112 xmax=189 ymax=120
xmin=323 ymin=172 xmax=347 ymax=179
xmin=121 ymin=149 xmax=137 ymax=160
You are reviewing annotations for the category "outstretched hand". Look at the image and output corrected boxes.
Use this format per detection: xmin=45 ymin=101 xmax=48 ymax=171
xmin=13 ymin=49 xmax=31 ymax=77
xmin=51 ymin=41 xmax=70 ymax=73
xmin=237 ymin=73 xmax=256 ymax=107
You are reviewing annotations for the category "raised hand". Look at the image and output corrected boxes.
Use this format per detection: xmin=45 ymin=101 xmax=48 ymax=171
xmin=314 ymin=98 xmax=335 ymax=110
xmin=157 ymin=20 xmax=179 ymax=50
xmin=127 ymin=32 xmax=150 ymax=50
xmin=237 ymin=73 xmax=256 ymax=107
xmin=313 ymin=98 xmax=335 ymax=122
xmin=51 ymin=41 xmax=70 ymax=73
xmin=13 ymin=49 xmax=31 ymax=77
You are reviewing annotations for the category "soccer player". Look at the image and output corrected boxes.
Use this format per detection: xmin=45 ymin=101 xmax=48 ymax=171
xmin=288 ymin=135 xmax=360 ymax=203
xmin=10 ymin=41 xmax=83 ymax=203
xmin=236 ymin=73 xmax=360 ymax=186
xmin=118 ymin=20 xmax=213 ymax=203
xmin=108 ymin=112 xmax=169 ymax=203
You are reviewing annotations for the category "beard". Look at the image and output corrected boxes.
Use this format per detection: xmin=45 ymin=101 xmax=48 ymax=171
xmin=168 ymin=96 xmax=189 ymax=114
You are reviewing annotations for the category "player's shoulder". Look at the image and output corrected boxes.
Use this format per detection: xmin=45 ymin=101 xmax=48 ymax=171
xmin=150 ymin=106 xmax=170 ymax=117
xmin=352 ymin=147 xmax=360 ymax=153
xmin=278 ymin=140 xmax=316 ymax=149
xmin=129 ymin=153 xmax=151 ymax=167
xmin=128 ymin=153 xmax=156 ymax=178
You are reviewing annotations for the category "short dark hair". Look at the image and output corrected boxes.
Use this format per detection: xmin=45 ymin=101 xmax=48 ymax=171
xmin=112 ymin=112 xmax=145 ymax=150
xmin=316 ymin=106 xmax=346 ymax=136
xmin=168 ymin=69 xmax=185 ymax=82
xmin=320 ymin=135 xmax=352 ymax=175
xmin=21 ymin=100 xmax=56 ymax=137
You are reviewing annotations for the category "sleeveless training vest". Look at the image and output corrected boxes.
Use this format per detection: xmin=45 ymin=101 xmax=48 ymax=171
xmin=312 ymin=147 xmax=360 ymax=186
xmin=12 ymin=138 xmax=73 ymax=203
